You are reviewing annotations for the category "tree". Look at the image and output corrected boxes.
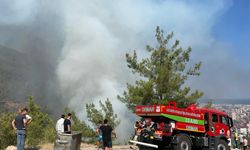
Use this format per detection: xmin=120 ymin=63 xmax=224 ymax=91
xmin=0 ymin=96 xmax=56 ymax=149
xmin=203 ymin=100 xmax=213 ymax=108
xmin=0 ymin=112 xmax=16 ymax=149
xmin=118 ymin=26 xmax=203 ymax=111
xmin=26 ymin=96 xmax=56 ymax=147
xmin=63 ymin=99 xmax=120 ymax=143
xmin=86 ymin=99 xmax=120 ymax=128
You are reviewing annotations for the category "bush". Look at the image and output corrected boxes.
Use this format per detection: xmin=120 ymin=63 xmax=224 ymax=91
xmin=0 ymin=96 xmax=57 ymax=149
xmin=25 ymin=96 xmax=56 ymax=147
xmin=0 ymin=112 xmax=16 ymax=149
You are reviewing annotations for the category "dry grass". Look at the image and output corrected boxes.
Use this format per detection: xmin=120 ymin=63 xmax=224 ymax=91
xmin=39 ymin=143 xmax=54 ymax=150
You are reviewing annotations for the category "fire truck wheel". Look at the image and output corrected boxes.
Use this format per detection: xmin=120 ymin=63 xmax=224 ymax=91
xmin=173 ymin=135 xmax=191 ymax=150
xmin=217 ymin=139 xmax=228 ymax=150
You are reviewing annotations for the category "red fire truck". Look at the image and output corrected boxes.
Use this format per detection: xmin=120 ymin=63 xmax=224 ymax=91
xmin=130 ymin=102 xmax=233 ymax=150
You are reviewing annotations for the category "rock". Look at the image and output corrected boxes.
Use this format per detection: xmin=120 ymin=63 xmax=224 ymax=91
xmin=5 ymin=145 xmax=17 ymax=150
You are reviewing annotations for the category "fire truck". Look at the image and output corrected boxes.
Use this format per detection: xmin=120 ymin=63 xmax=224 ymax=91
xmin=130 ymin=102 xmax=233 ymax=150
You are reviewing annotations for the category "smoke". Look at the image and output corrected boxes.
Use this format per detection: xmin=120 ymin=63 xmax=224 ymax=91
xmin=56 ymin=0 xmax=234 ymax=141
xmin=0 ymin=0 xmax=64 ymax=113
xmin=1 ymin=0 xmax=249 ymax=142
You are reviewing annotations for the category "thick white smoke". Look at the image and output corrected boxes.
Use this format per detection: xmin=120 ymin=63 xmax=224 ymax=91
xmin=56 ymin=0 xmax=234 ymax=141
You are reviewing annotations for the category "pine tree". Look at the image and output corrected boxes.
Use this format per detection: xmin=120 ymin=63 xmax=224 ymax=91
xmin=0 ymin=112 xmax=16 ymax=149
xmin=86 ymin=99 xmax=120 ymax=128
xmin=118 ymin=26 xmax=203 ymax=111
xmin=26 ymin=96 xmax=56 ymax=147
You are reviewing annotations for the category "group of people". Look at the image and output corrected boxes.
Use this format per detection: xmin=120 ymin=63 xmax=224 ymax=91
xmin=11 ymin=107 xmax=32 ymax=150
xmin=55 ymin=113 xmax=72 ymax=134
xmin=133 ymin=118 xmax=172 ymax=141
xmin=232 ymin=131 xmax=248 ymax=150
xmin=12 ymin=108 xmax=117 ymax=150
xmin=55 ymin=114 xmax=116 ymax=150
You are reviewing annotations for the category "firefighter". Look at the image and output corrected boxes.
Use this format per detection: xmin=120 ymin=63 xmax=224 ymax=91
xmin=133 ymin=121 xmax=140 ymax=141
xmin=234 ymin=130 xmax=239 ymax=148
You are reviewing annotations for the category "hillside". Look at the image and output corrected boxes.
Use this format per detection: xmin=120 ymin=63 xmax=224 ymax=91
xmin=0 ymin=45 xmax=30 ymax=79
xmin=0 ymin=44 xmax=62 ymax=113
xmin=0 ymin=45 xmax=45 ymax=112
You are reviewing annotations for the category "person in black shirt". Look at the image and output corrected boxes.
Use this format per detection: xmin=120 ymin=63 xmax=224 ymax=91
xmin=99 ymin=119 xmax=116 ymax=150
xmin=12 ymin=108 xmax=28 ymax=150
xmin=64 ymin=113 xmax=72 ymax=134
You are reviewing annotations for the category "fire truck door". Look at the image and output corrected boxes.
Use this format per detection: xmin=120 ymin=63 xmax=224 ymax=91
xmin=211 ymin=113 xmax=220 ymax=136
xmin=219 ymin=115 xmax=229 ymax=137
xmin=204 ymin=113 xmax=209 ymax=131
xmin=207 ymin=113 xmax=217 ymax=136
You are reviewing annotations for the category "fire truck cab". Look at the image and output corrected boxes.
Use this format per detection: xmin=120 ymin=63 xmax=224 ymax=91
xmin=131 ymin=102 xmax=233 ymax=150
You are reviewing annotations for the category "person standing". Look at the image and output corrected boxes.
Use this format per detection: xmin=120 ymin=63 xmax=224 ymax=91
xmin=133 ymin=121 xmax=139 ymax=141
xmin=56 ymin=114 xmax=65 ymax=134
xmin=17 ymin=108 xmax=32 ymax=125
xmin=63 ymin=113 xmax=72 ymax=134
xmin=239 ymin=134 xmax=244 ymax=150
xmin=96 ymin=121 xmax=103 ymax=149
xmin=243 ymin=136 xmax=248 ymax=150
xmin=234 ymin=131 xmax=239 ymax=148
xmin=99 ymin=119 xmax=116 ymax=150
xmin=12 ymin=108 xmax=28 ymax=150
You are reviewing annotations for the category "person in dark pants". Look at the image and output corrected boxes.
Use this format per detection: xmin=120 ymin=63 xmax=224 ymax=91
xmin=96 ymin=120 xmax=103 ymax=149
xmin=64 ymin=113 xmax=72 ymax=134
xmin=12 ymin=108 xmax=29 ymax=150
xmin=99 ymin=119 xmax=116 ymax=150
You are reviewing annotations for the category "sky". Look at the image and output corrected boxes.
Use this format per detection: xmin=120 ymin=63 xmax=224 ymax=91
xmin=0 ymin=0 xmax=250 ymax=141
xmin=191 ymin=0 xmax=250 ymax=100
xmin=213 ymin=0 xmax=250 ymax=67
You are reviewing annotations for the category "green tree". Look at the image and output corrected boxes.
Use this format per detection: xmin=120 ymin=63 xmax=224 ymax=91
xmin=0 ymin=112 xmax=16 ymax=150
xmin=0 ymin=96 xmax=57 ymax=149
xmin=203 ymin=100 xmax=213 ymax=108
xmin=118 ymin=26 xmax=203 ymax=110
xmin=86 ymin=99 xmax=120 ymax=128
xmin=26 ymin=96 xmax=56 ymax=147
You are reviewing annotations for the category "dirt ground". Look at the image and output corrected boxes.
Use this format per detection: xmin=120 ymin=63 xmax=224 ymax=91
xmin=79 ymin=143 xmax=135 ymax=150
xmin=45 ymin=143 xmax=135 ymax=150
xmin=6 ymin=143 xmax=137 ymax=150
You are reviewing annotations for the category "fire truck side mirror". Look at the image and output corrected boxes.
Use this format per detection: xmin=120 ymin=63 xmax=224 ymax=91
xmin=229 ymin=117 xmax=233 ymax=128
